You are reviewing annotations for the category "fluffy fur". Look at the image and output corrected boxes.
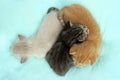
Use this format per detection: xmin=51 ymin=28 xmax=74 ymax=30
xmin=46 ymin=21 xmax=89 ymax=76
xmin=12 ymin=8 xmax=63 ymax=63
xmin=58 ymin=4 xmax=102 ymax=66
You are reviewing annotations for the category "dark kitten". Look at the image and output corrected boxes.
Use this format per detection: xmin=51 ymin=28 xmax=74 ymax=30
xmin=45 ymin=21 xmax=88 ymax=76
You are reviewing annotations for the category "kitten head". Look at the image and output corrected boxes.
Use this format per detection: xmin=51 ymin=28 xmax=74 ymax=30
xmin=73 ymin=24 xmax=89 ymax=42
xmin=65 ymin=21 xmax=89 ymax=41
xmin=12 ymin=34 xmax=33 ymax=63
xmin=61 ymin=21 xmax=89 ymax=47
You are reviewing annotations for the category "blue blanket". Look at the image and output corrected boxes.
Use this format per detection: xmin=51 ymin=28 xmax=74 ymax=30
xmin=0 ymin=0 xmax=120 ymax=80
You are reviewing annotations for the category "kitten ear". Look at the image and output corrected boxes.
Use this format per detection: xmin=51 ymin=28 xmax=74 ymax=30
xmin=66 ymin=21 xmax=73 ymax=27
xmin=69 ymin=21 xmax=73 ymax=27
xmin=20 ymin=57 xmax=28 ymax=63
xmin=18 ymin=34 xmax=27 ymax=40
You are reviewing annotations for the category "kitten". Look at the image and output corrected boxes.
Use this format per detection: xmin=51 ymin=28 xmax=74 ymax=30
xmin=46 ymin=21 xmax=89 ymax=76
xmin=58 ymin=4 xmax=102 ymax=66
xmin=12 ymin=7 xmax=63 ymax=63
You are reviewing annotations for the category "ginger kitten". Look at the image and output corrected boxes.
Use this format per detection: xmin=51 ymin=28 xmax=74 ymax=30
xmin=58 ymin=4 xmax=102 ymax=66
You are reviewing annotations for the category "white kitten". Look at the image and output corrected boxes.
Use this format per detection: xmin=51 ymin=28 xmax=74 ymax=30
xmin=12 ymin=8 xmax=63 ymax=63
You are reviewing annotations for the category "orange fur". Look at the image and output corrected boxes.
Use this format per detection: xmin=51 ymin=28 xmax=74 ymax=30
xmin=58 ymin=4 xmax=102 ymax=66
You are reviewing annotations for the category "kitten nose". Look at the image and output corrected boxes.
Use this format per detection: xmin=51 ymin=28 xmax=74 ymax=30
xmin=47 ymin=7 xmax=59 ymax=14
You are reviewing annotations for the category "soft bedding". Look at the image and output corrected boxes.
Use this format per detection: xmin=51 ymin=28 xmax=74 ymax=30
xmin=0 ymin=0 xmax=120 ymax=80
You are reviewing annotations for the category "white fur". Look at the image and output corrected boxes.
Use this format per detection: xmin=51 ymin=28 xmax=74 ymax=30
xmin=12 ymin=11 xmax=63 ymax=62
xmin=31 ymin=11 xmax=62 ymax=58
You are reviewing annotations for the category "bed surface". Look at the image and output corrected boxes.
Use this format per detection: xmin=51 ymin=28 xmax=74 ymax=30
xmin=0 ymin=0 xmax=120 ymax=80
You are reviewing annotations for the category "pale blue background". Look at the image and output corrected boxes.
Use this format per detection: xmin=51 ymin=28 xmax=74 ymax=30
xmin=0 ymin=0 xmax=120 ymax=80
